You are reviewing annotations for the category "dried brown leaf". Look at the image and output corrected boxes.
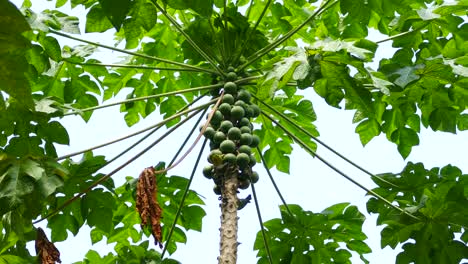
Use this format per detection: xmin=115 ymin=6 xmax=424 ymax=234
xmin=136 ymin=167 xmax=163 ymax=248
xmin=35 ymin=227 xmax=61 ymax=264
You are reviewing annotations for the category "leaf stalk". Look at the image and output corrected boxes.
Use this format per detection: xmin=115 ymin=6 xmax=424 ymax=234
xmin=252 ymin=94 xmax=399 ymax=188
xmin=257 ymin=147 xmax=293 ymax=217
xmin=262 ymin=112 xmax=421 ymax=221
xmin=68 ymin=61 xmax=209 ymax=72
xmin=50 ymin=30 xmax=217 ymax=74
xmin=151 ymin=1 xmax=225 ymax=76
xmin=63 ymin=84 xmax=221 ymax=116
xmin=57 ymin=98 xmax=216 ymax=160
xmin=238 ymin=0 xmax=337 ymax=72
xmin=250 ymin=180 xmax=273 ymax=264
xmin=34 ymin=107 xmax=206 ymax=224
xmin=161 ymin=139 xmax=208 ymax=258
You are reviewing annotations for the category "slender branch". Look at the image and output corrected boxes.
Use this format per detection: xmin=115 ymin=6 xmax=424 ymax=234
xmin=449 ymin=222 xmax=468 ymax=230
xmin=252 ymin=0 xmax=272 ymax=35
xmin=106 ymin=125 xmax=162 ymax=166
xmin=245 ymin=0 xmax=254 ymax=21
xmin=160 ymin=92 xmax=224 ymax=256
xmin=161 ymin=138 xmax=208 ymax=258
xmin=209 ymin=20 xmax=227 ymax=67
xmin=57 ymin=98 xmax=216 ymax=160
xmin=49 ymin=30 xmax=217 ymax=74
xmin=223 ymin=0 xmax=230 ymax=64
xmin=238 ymin=0 xmax=337 ymax=72
xmin=223 ymin=0 xmax=228 ymax=27
xmin=34 ymin=108 xmax=205 ymax=224
xmin=222 ymin=0 xmax=238 ymax=65
xmin=235 ymin=75 xmax=263 ymax=84
xmin=152 ymin=91 xmax=224 ymax=175
xmin=232 ymin=0 xmax=272 ymax=67
xmin=179 ymin=10 xmax=223 ymax=66
xmin=262 ymin=112 xmax=421 ymax=221
xmin=53 ymin=95 xmax=207 ymax=211
xmin=162 ymin=103 xmax=209 ymax=203
xmin=63 ymin=83 xmax=222 ymax=116
xmin=167 ymin=108 xmax=209 ymax=167
xmin=203 ymin=38 xmax=224 ymax=67
xmin=257 ymin=147 xmax=293 ymax=217
xmin=63 ymin=76 xmax=257 ymax=117
xmin=68 ymin=61 xmax=208 ymax=72
xmin=178 ymin=11 xmax=190 ymax=25
xmin=151 ymin=1 xmax=224 ymax=76
xmin=250 ymin=180 xmax=273 ymax=264
xmin=376 ymin=24 xmax=427 ymax=44
xmin=252 ymin=94 xmax=399 ymax=188
xmin=104 ymin=93 xmax=208 ymax=167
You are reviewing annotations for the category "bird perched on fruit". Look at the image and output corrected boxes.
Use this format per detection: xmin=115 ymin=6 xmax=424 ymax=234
xmin=237 ymin=194 xmax=251 ymax=210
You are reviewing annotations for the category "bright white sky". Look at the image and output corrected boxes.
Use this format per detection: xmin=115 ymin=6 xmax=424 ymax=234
xmin=12 ymin=0 xmax=468 ymax=263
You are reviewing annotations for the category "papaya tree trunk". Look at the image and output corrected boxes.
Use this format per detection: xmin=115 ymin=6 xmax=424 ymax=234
xmin=218 ymin=173 xmax=239 ymax=264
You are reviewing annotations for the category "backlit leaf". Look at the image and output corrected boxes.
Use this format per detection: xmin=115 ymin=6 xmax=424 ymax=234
xmin=85 ymin=5 xmax=113 ymax=33
xmin=98 ymin=0 xmax=132 ymax=31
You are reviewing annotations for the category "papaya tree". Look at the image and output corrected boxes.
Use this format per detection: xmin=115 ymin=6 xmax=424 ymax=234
xmin=0 ymin=0 xmax=467 ymax=263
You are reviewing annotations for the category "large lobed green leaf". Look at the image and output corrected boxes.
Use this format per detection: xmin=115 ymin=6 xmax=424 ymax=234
xmin=39 ymin=152 xmax=111 ymax=242
xmin=74 ymin=242 xmax=181 ymax=264
xmin=0 ymin=155 xmax=64 ymax=217
xmin=163 ymin=0 xmax=214 ymax=17
xmin=25 ymin=8 xmax=80 ymax=34
xmin=0 ymin=220 xmax=35 ymax=263
xmin=261 ymin=0 xmax=468 ymax=159
xmin=254 ymin=203 xmax=371 ymax=264
xmin=0 ymin=100 xmax=70 ymax=157
xmin=255 ymin=94 xmax=319 ymax=173
xmin=0 ymin=0 xmax=34 ymax=108
xmin=367 ymin=162 xmax=468 ymax=263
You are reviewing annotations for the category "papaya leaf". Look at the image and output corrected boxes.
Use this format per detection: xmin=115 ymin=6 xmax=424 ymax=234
xmin=367 ymin=162 xmax=468 ymax=264
xmin=309 ymin=39 xmax=373 ymax=60
xmin=0 ymin=254 xmax=28 ymax=264
xmin=355 ymin=118 xmax=381 ymax=146
xmin=98 ymin=0 xmax=132 ymax=31
xmin=263 ymin=47 xmax=310 ymax=94
xmin=259 ymin=95 xmax=319 ymax=161
xmin=0 ymin=0 xmax=33 ymax=108
xmin=369 ymin=73 xmax=393 ymax=96
xmin=85 ymin=5 xmax=114 ymax=33
xmin=0 ymin=157 xmax=43 ymax=215
xmin=254 ymin=204 xmax=370 ymax=263
xmin=255 ymin=115 xmax=293 ymax=174
xmin=443 ymin=58 xmax=468 ymax=77
xmin=25 ymin=9 xmax=80 ymax=34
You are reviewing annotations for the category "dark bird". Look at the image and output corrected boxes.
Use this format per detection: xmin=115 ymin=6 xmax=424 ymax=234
xmin=237 ymin=194 xmax=252 ymax=210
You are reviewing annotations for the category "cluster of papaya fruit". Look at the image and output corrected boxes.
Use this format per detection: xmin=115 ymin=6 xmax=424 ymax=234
xmin=202 ymin=68 xmax=260 ymax=195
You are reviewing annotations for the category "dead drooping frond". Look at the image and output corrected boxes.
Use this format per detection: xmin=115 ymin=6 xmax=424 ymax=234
xmin=136 ymin=167 xmax=163 ymax=248
xmin=35 ymin=227 xmax=61 ymax=264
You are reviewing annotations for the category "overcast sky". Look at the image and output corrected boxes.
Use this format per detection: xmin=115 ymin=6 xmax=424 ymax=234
xmin=12 ymin=1 xmax=468 ymax=263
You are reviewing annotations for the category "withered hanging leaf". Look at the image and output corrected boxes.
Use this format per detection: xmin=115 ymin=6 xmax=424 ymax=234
xmin=35 ymin=227 xmax=62 ymax=264
xmin=136 ymin=167 xmax=163 ymax=248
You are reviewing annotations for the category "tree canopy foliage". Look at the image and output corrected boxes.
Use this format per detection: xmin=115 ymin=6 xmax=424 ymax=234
xmin=0 ymin=0 xmax=467 ymax=263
